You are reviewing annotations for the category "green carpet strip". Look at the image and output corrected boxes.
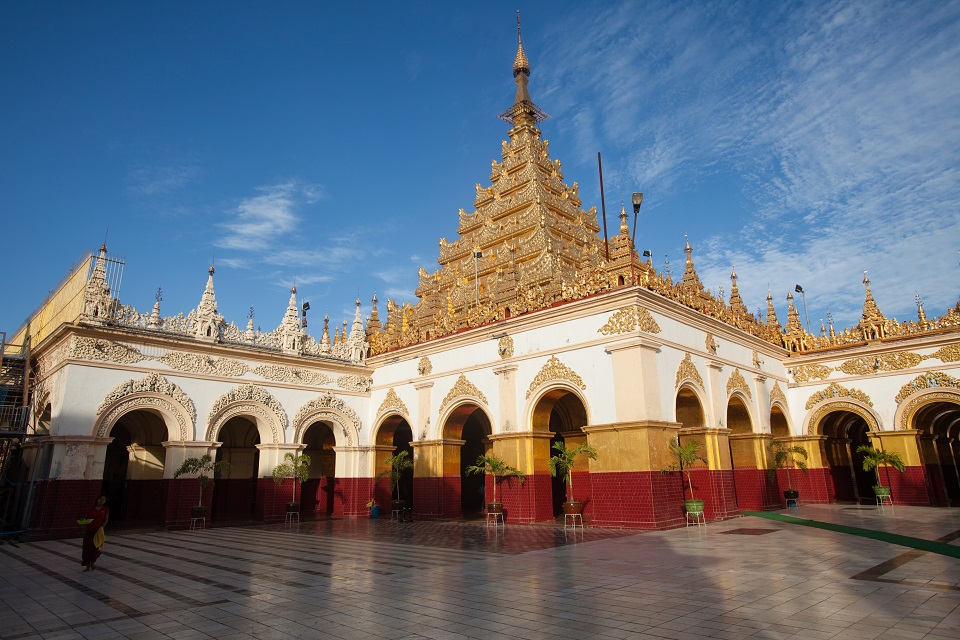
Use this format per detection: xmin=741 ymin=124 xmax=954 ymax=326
xmin=741 ymin=511 xmax=960 ymax=559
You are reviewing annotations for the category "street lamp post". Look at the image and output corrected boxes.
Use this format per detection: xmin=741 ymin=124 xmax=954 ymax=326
xmin=631 ymin=192 xmax=643 ymax=285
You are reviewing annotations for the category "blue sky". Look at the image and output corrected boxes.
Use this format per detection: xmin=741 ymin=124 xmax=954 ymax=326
xmin=2 ymin=0 xmax=958 ymax=339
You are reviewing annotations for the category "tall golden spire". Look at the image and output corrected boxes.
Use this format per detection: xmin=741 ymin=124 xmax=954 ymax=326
xmin=499 ymin=10 xmax=548 ymax=128
xmin=680 ymin=235 xmax=702 ymax=290
xmin=729 ymin=265 xmax=747 ymax=315
xmin=858 ymin=271 xmax=887 ymax=340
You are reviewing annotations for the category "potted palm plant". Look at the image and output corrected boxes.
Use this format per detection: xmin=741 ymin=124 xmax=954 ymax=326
xmin=856 ymin=445 xmax=906 ymax=499
xmin=272 ymin=452 xmax=312 ymax=513
xmin=376 ymin=450 xmax=413 ymax=511
xmin=174 ymin=454 xmax=232 ymax=518
xmin=466 ymin=453 xmax=525 ymax=514
xmin=667 ymin=439 xmax=707 ymax=514
xmin=548 ymin=441 xmax=597 ymax=515
xmin=771 ymin=441 xmax=808 ymax=503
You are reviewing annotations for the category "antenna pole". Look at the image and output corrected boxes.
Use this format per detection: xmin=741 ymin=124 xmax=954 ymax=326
xmin=598 ymin=152 xmax=610 ymax=261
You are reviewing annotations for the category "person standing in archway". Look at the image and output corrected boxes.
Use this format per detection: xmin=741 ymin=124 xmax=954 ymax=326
xmin=81 ymin=495 xmax=109 ymax=572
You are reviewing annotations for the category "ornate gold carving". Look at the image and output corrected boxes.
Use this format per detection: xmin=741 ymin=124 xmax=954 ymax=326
xmin=675 ymin=353 xmax=703 ymax=389
xmin=770 ymin=382 xmax=786 ymax=407
xmin=705 ymin=333 xmax=718 ymax=355
xmin=805 ymin=382 xmax=873 ymax=410
xmin=417 ymin=357 xmax=433 ymax=376
xmin=207 ymin=384 xmax=287 ymax=443
xmin=158 ymin=352 xmax=247 ymax=377
xmin=752 ymin=350 xmax=763 ymax=369
xmin=336 ymin=375 xmax=373 ymax=393
xmin=898 ymin=389 xmax=960 ymax=429
xmin=377 ymin=388 xmax=409 ymax=418
xmin=931 ymin=344 xmax=960 ymax=363
xmin=497 ymin=335 xmax=515 ymax=358
xmin=525 ymin=356 xmax=586 ymax=398
xmin=598 ymin=306 xmax=661 ymax=335
xmin=792 ymin=364 xmax=832 ymax=382
xmin=836 ymin=351 xmax=924 ymax=375
xmin=252 ymin=365 xmax=330 ymax=386
xmin=72 ymin=337 xmax=144 ymax=364
xmin=292 ymin=394 xmax=360 ymax=445
xmin=895 ymin=372 xmax=960 ymax=406
xmin=726 ymin=369 xmax=752 ymax=399
xmin=807 ymin=400 xmax=879 ymax=435
xmin=439 ymin=374 xmax=489 ymax=412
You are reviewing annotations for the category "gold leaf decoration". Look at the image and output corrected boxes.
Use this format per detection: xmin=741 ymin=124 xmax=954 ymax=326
xmin=726 ymin=369 xmax=752 ymax=399
xmin=705 ymin=333 xmax=718 ymax=355
xmin=836 ymin=351 xmax=925 ymax=375
xmin=598 ymin=306 xmax=661 ymax=335
xmin=526 ymin=356 xmax=586 ymax=398
xmin=417 ymin=357 xmax=433 ymax=376
xmin=497 ymin=335 xmax=515 ymax=359
xmin=675 ymin=353 xmax=704 ymax=389
xmin=377 ymin=388 xmax=409 ymax=418
xmin=805 ymin=382 xmax=873 ymax=410
xmin=894 ymin=372 xmax=960 ymax=405
xmin=770 ymin=382 xmax=786 ymax=407
xmin=931 ymin=344 xmax=960 ymax=363
xmin=439 ymin=374 xmax=489 ymax=412
xmin=792 ymin=364 xmax=832 ymax=383
xmin=71 ymin=337 xmax=144 ymax=364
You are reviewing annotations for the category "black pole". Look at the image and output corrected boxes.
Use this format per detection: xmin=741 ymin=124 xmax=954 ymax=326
xmin=598 ymin=152 xmax=610 ymax=262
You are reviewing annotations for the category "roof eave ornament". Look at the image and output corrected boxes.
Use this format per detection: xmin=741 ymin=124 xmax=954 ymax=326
xmin=499 ymin=10 xmax=549 ymax=127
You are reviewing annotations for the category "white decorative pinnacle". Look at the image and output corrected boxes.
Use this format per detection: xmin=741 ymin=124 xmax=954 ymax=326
xmin=193 ymin=265 xmax=224 ymax=342
xmin=277 ymin=285 xmax=304 ymax=355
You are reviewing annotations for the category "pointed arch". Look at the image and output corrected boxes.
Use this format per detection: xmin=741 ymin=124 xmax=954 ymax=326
xmin=206 ymin=384 xmax=286 ymax=443
xmin=805 ymin=398 xmax=881 ymax=436
xmin=675 ymin=382 xmax=708 ymax=428
xmin=93 ymin=373 xmax=194 ymax=440
xmin=895 ymin=373 xmax=960 ymax=430
xmin=292 ymin=394 xmax=361 ymax=447
xmin=525 ymin=382 xmax=591 ymax=433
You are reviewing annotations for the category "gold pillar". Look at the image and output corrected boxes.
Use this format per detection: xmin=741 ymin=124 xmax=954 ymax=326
xmin=581 ymin=420 xmax=681 ymax=473
xmin=410 ymin=439 xmax=464 ymax=479
xmin=773 ymin=435 xmax=826 ymax=469
xmin=679 ymin=427 xmax=730 ymax=471
xmin=867 ymin=430 xmax=922 ymax=466
xmin=729 ymin=433 xmax=772 ymax=470
xmin=488 ymin=432 xmax=554 ymax=475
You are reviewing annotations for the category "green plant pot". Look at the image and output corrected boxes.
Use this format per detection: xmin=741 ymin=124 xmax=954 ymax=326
xmin=873 ymin=486 xmax=891 ymax=497
xmin=684 ymin=499 xmax=705 ymax=514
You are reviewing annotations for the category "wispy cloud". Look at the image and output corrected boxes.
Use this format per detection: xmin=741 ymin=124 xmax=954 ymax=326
xmin=217 ymin=182 xmax=300 ymax=252
xmin=127 ymin=162 xmax=199 ymax=195
xmin=538 ymin=0 xmax=960 ymax=326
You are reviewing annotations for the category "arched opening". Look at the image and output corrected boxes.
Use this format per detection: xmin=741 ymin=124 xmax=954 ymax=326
xmin=911 ymin=400 xmax=960 ymax=505
xmin=212 ymin=416 xmax=260 ymax=521
xmin=532 ymin=389 xmax=588 ymax=518
xmin=375 ymin=415 xmax=414 ymax=510
xmin=676 ymin=387 xmax=705 ymax=428
xmin=441 ymin=404 xmax=491 ymax=519
xmin=770 ymin=406 xmax=790 ymax=438
xmin=302 ymin=422 xmax=336 ymax=518
xmin=103 ymin=409 xmax=167 ymax=524
xmin=36 ymin=404 xmax=51 ymax=436
xmin=726 ymin=396 xmax=753 ymax=509
xmin=818 ymin=410 xmax=873 ymax=503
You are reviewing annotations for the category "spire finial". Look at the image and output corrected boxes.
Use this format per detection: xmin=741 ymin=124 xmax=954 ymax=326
xmin=517 ymin=9 xmax=522 ymax=44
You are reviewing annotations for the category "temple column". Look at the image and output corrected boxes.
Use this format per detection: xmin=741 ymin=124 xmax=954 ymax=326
xmin=161 ymin=440 xmax=221 ymax=529
xmin=679 ymin=426 xmax=737 ymax=520
xmin=729 ymin=432 xmax=776 ymax=510
xmin=488 ymin=431 xmax=554 ymax=523
xmin=867 ymin=429 xmax=929 ymax=505
xmin=255 ymin=443 xmax=304 ymax=523
xmin=410 ymin=439 xmax=464 ymax=520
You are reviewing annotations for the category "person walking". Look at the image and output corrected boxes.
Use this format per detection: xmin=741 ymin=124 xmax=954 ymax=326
xmin=81 ymin=495 xmax=109 ymax=572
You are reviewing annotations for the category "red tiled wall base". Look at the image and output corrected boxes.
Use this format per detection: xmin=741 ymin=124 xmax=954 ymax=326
xmin=29 ymin=479 xmax=102 ymax=540
xmin=122 ymin=479 xmax=166 ymax=525
xmin=589 ymin=471 xmax=686 ymax=529
xmin=302 ymin=477 xmax=336 ymax=517
xmin=886 ymin=466 xmax=931 ymax=506
xmin=490 ymin=473 xmax=554 ymax=523
xmin=776 ymin=467 xmax=832 ymax=504
xmin=687 ymin=469 xmax=738 ymax=520
xmin=163 ymin=478 xmax=211 ymax=529
xmin=412 ymin=476 xmax=462 ymax=519
xmin=333 ymin=476 xmax=371 ymax=517
xmin=732 ymin=468 xmax=778 ymax=511
xmin=257 ymin=479 xmax=295 ymax=523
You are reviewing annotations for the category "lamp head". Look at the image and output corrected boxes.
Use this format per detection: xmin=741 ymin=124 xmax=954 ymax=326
xmin=632 ymin=192 xmax=644 ymax=214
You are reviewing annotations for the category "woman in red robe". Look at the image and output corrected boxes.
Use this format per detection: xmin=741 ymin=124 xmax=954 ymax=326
xmin=81 ymin=495 xmax=109 ymax=571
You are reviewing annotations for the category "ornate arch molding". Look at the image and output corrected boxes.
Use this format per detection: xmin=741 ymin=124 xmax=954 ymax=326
xmin=94 ymin=373 xmax=194 ymax=440
xmin=376 ymin=388 xmax=410 ymax=425
xmin=675 ymin=353 xmax=704 ymax=390
xmin=439 ymin=374 xmax=489 ymax=412
xmin=206 ymin=384 xmax=286 ymax=443
xmin=292 ymin=393 xmax=361 ymax=446
xmin=895 ymin=372 xmax=960 ymax=430
xmin=525 ymin=356 xmax=586 ymax=399
xmin=804 ymin=399 xmax=880 ymax=436
xmin=524 ymin=381 xmax=592 ymax=432
xmin=726 ymin=369 xmax=752 ymax=400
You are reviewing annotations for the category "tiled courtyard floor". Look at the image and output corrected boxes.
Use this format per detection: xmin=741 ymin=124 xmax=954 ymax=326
xmin=1 ymin=504 xmax=959 ymax=639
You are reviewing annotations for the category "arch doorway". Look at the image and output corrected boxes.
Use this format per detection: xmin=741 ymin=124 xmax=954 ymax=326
xmin=103 ymin=410 xmax=167 ymax=524
xmin=532 ymin=389 xmax=588 ymax=519
xmin=911 ymin=400 xmax=960 ymax=505
xmin=441 ymin=404 xmax=491 ymax=519
xmin=726 ymin=396 xmax=753 ymax=509
xmin=212 ymin=416 xmax=259 ymax=521
xmin=819 ymin=410 xmax=873 ymax=503
xmin=375 ymin=415 xmax=414 ymax=510
xmin=301 ymin=422 xmax=336 ymax=517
